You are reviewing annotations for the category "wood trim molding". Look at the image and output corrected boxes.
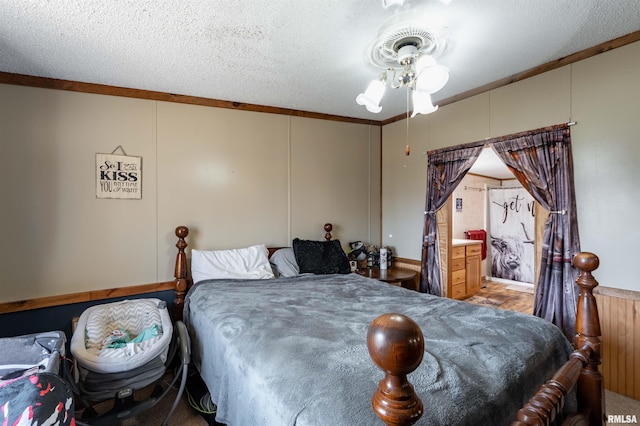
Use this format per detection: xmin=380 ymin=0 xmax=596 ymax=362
xmin=595 ymin=285 xmax=640 ymax=301
xmin=3 ymin=30 xmax=638 ymax=128
xmin=0 ymin=71 xmax=381 ymax=126
xmin=2 ymin=31 xmax=639 ymax=128
xmin=0 ymin=281 xmax=175 ymax=314
xmin=393 ymin=257 xmax=421 ymax=267
xmin=381 ymin=30 xmax=640 ymax=125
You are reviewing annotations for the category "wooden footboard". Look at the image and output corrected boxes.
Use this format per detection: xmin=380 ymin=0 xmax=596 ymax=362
xmin=368 ymin=252 xmax=604 ymax=426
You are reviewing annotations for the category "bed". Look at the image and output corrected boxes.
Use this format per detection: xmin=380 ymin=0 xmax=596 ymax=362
xmin=171 ymin=224 xmax=604 ymax=426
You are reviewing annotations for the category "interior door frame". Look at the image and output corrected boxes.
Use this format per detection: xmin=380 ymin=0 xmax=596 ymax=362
xmin=441 ymin=184 xmax=548 ymax=295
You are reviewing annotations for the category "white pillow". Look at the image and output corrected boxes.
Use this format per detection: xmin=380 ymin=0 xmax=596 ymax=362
xmin=191 ymin=244 xmax=274 ymax=283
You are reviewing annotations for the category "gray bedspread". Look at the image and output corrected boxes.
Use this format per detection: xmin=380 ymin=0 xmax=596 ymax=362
xmin=184 ymin=273 xmax=574 ymax=426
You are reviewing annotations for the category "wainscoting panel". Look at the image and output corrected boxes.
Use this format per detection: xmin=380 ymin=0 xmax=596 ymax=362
xmin=393 ymin=258 xmax=421 ymax=292
xmin=595 ymin=287 xmax=640 ymax=401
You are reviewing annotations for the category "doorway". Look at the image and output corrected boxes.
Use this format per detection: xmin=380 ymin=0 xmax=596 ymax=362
xmin=444 ymin=147 xmax=548 ymax=295
xmin=422 ymin=124 xmax=579 ymax=338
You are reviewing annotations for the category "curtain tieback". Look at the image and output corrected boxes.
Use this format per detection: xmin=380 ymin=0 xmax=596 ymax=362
xmin=549 ymin=209 xmax=567 ymax=215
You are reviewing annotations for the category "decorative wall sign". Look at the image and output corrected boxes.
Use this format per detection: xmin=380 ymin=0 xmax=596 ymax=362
xmin=96 ymin=146 xmax=142 ymax=199
xmin=455 ymin=197 xmax=462 ymax=212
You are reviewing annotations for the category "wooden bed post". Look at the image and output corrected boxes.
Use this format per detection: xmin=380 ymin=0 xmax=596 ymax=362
xmin=367 ymin=313 xmax=424 ymax=426
xmin=174 ymin=226 xmax=189 ymax=322
xmin=513 ymin=252 xmax=604 ymax=426
xmin=573 ymin=252 xmax=605 ymax=426
xmin=324 ymin=223 xmax=333 ymax=241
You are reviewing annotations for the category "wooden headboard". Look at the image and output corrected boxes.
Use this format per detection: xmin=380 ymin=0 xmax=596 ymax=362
xmin=172 ymin=223 xmax=335 ymax=321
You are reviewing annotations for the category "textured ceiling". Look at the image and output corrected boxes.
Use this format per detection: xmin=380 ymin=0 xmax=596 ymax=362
xmin=1 ymin=0 xmax=639 ymax=123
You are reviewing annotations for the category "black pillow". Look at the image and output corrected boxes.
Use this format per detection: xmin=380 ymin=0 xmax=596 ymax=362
xmin=292 ymin=238 xmax=351 ymax=274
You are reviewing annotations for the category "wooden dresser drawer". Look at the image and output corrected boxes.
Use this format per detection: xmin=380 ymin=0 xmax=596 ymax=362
xmin=452 ymin=269 xmax=466 ymax=285
xmin=451 ymin=246 xmax=466 ymax=259
xmin=451 ymin=257 xmax=466 ymax=271
xmin=451 ymin=283 xmax=466 ymax=299
xmin=466 ymin=244 xmax=482 ymax=256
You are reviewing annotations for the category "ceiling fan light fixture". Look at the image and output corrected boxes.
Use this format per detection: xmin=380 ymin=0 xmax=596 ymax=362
xmin=381 ymin=0 xmax=404 ymax=8
xmin=356 ymin=74 xmax=387 ymax=113
xmin=382 ymin=0 xmax=453 ymax=9
xmin=411 ymin=90 xmax=438 ymax=117
xmin=415 ymin=64 xmax=449 ymax=94
xmin=396 ymin=44 xmax=418 ymax=64
xmin=415 ymin=54 xmax=437 ymax=72
xmin=356 ymin=4 xmax=450 ymax=122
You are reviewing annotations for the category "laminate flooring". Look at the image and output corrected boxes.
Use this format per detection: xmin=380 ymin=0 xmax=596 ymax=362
xmin=466 ymin=280 xmax=534 ymax=314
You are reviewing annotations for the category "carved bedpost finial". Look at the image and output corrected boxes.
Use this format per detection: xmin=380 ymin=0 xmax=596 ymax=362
xmin=324 ymin=223 xmax=333 ymax=241
xmin=513 ymin=252 xmax=604 ymax=426
xmin=174 ymin=226 xmax=189 ymax=322
xmin=572 ymin=252 xmax=605 ymax=426
xmin=367 ymin=313 xmax=424 ymax=426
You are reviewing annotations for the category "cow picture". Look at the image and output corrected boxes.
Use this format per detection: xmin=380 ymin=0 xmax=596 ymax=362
xmin=490 ymin=235 xmax=533 ymax=282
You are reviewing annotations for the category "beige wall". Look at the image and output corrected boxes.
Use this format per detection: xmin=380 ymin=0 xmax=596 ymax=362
xmin=451 ymin=174 xmax=501 ymax=240
xmin=0 ymin=88 xmax=381 ymax=302
xmin=2 ymin=39 xmax=637 ymax=301
xmin=382 ymin=41 xmax=640 ymax=292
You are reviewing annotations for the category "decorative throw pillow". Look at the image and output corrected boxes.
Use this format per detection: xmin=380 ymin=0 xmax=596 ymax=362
xmin=292 ymin=238 xmax=350 ymax=274
xmin=270 ymin=248 xmax=300 ymax=277
xmin=191 ymin=245 xmax=274 ymax=283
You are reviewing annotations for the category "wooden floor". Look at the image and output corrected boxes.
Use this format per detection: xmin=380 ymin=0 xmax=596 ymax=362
xmin=464 ymin=280 xmax=534 ymax=314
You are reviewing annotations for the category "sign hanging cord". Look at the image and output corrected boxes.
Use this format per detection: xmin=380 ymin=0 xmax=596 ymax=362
xmin=110 ymin=145 xmax=128 ymax=156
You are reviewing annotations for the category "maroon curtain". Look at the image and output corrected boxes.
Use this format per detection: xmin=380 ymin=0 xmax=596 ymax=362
xmin=489 ymin=124 xmax=580 ymax=338
xmin=420 ymin=143 xmax=484 ymax=295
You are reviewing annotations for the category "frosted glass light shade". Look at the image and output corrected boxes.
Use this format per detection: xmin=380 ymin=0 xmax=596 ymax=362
xmin=356 ymin=79 xmax=386 ymax=113
xmin=415 ymin=55 xmax=437 ymax=73
xmin=382 ymin=0 xmax=404 ymax=8
xmin=411 ymin=90 xmax=438 ymax=117
xmin=416 ymin=64 xmax=449 ymax=94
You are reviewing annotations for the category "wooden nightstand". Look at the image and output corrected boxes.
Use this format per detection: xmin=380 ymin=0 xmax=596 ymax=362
xmin=356 ymin=268 xmax=418 ymax=291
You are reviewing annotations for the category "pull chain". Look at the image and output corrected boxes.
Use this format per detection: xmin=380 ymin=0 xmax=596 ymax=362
xmin=405 ymin=88 xmax=410 ymax=156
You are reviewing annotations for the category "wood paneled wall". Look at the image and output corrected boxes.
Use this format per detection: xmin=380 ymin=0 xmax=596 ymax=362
xmin=595 ymin=287 xmax=640 ymax=400
xmin=393 ymin=258 xmax=421 ymax=292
